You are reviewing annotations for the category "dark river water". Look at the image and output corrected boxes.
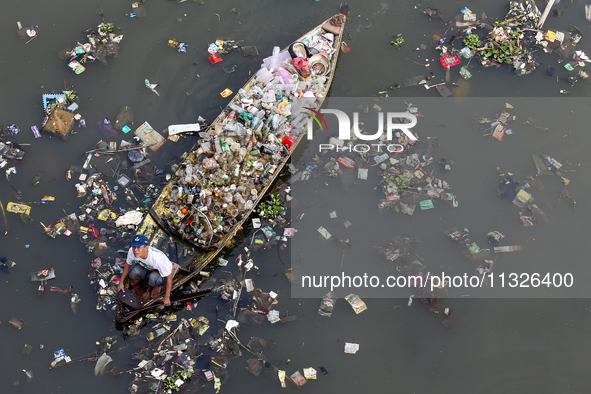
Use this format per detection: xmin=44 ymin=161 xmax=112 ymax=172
xmin=2 ymin=0 xmax=591 ymax=393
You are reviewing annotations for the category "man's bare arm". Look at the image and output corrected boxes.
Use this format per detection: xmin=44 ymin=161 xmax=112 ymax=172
xmin=118 ymin=264 xmax=130 ymax=292
xmin=163 ymin=274 xmax=173 ymax=306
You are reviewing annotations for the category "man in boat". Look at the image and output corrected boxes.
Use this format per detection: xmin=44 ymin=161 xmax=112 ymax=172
xmin=117 ymin=234 xmax=173 ymax=306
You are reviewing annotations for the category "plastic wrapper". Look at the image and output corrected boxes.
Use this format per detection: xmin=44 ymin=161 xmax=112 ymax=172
xmin=344 ymin=294 xmax=367 ymax=314
xmin=290 ymin=370 xmax=307 ymax=386
xmin=318 ymin=292 xmax=337 ymax=317
xmin=303 ymin=367 xmax=317 ymax=379
xmin=344 ymin=343 xmax=360 ymax=354
xmin=278 ymin=370 xmax=286 ymax=388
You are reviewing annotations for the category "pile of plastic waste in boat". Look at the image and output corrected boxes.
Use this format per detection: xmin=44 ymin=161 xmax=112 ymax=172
xmin=160 ymin=21 xmax=345 ymax=248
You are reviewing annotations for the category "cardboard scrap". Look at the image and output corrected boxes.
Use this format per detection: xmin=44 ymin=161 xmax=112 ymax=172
xmin=318 ymin=226 xmax=332 ymax=239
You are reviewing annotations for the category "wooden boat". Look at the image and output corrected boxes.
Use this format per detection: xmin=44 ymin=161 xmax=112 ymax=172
xmin=116 ymin=13 xmax=347 ymax=323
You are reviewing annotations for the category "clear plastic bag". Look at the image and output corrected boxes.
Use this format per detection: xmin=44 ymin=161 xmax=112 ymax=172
xmin=318 ymin=292 xmax=337 ymax=317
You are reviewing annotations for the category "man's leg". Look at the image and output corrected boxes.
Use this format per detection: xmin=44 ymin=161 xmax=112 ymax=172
xmin=128 ymin=264 xmax=149 ymax=285
xmin=147 ymin=271 xmax=165 ymax=298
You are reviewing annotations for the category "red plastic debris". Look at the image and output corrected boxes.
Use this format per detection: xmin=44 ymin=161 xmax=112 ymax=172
xmin=282 ymin=135 xmax=294 ymax=150
xmin=88 ymin=223 xmax=100 ymax=238
xmin=337 ymin=157 xmax=355 ymax=169
xmin=208 ymin=54 xmax=223 ymax=64
xmin=439 ymin=54 xmax=461 ymax=67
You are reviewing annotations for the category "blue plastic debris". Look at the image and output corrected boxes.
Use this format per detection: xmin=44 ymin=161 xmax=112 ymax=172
xmin=8 ymin=124 xmax=19 ymax=135
xmin=42 ymin=94 xmax=65 ymax=114
xmin=54 ymin=349 xmax=65 ymax=362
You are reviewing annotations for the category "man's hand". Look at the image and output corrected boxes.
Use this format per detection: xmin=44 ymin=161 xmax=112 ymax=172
xmin=119 ymin=264 xmax=130 ymax=293
xmin=163 ymin=295 xmax=171 ymax=306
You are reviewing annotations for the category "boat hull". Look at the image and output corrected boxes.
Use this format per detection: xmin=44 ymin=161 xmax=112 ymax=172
xmin=117 ymin=14 xmax=346 ymax=322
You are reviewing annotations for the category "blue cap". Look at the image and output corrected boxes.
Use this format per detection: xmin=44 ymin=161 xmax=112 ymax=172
xmin=129 ymin=234 xmax=149 ymax=247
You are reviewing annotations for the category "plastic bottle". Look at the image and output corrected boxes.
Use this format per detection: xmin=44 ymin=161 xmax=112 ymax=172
xmin=239 ymin=147 xmax=247 ymax=160
xmin=228 ymin=103 xmax=244 ymax=113
xmin=251 ymin=114 xmax=261 ymax=129
xmin=271 ymin=113 xmax=280 ymax=130
xmin=259 ymin=163 xmax=272 ymax=179
xmin=223 ymin=122 xmax=238 ymax=132
xmin=223 ymin=193 xmax=233 ymax=204
xmin=230 ymin=141 xmax=241 ymax=152
xmin=256 ymin=109 xmax=267 ymax=119
xmin=233 ymin=123 xmax=245 ymax=136
xmin=23 ymin=369 xmax=33 ymax=384
xmin=240 ymin=112 xmax=254 ymax=122
xmin=234 ymin=193 xmax=246 ymax=207
xmin=262 ymin=90 xmax=276 ymax=103
xmin=221 ymin=138 xmax=230 ymax=152
xmin=252 ymin=85 xmax=263 ymax=95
